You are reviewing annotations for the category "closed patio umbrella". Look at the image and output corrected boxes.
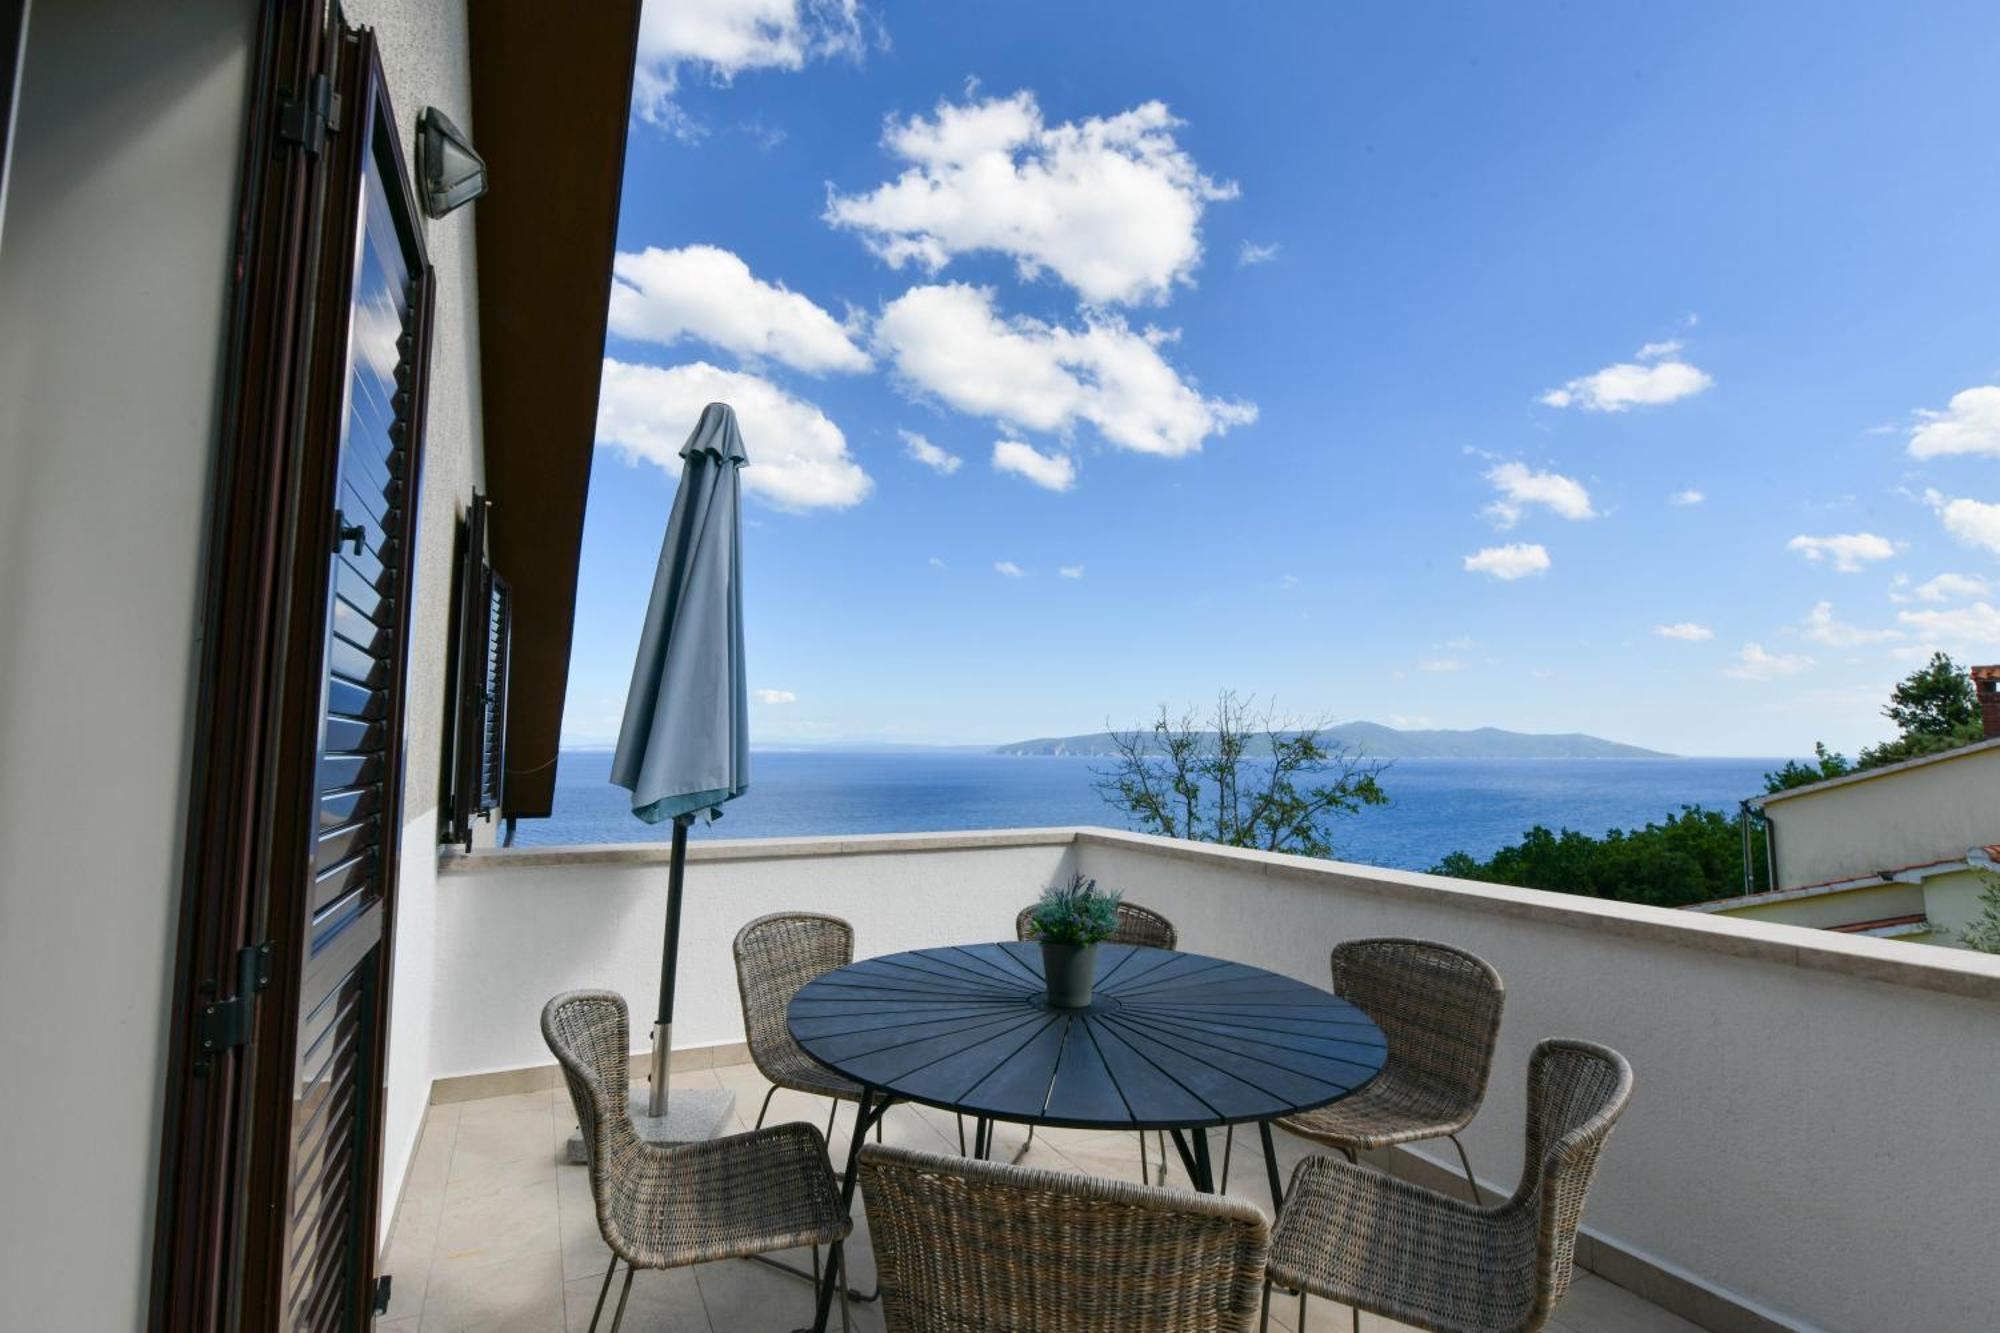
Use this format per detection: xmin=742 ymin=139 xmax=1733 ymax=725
xmin=610 ymin=401 xmax=749 ymax=1135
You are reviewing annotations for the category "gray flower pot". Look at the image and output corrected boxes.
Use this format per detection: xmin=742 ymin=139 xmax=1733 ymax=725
xmin=1040 ymin=939 xmax=1099 ymax=1008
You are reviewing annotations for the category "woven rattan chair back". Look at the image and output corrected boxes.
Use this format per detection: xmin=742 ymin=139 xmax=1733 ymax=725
xmin=1508 ymin=1038 xmax=1634 ymax=1325
xmin=1331 ymin=937 xmax=1503 ymax=1115
xmin=859 ymin=1143 xmax=1269 ymax=1332
xmin=734 ymin=911 xmax=855 ymax=1084
xmin=1014 ymin=900 xmax=1179 ymax=950
xmin=542 ymin=990 xmax=640 ymax=1191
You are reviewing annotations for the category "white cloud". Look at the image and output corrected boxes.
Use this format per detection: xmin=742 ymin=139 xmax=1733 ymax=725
xmin=1238 ymin=240 xmax=1281 ymax=266
xmin=875 ymin=283 xmax=1254 ymax=456
xmin=753 ymin=688 xmax=798 ymax=704
xmin=1059 ymin=565 xmax=1084 ymax=579
xmin=595 ymin=358 xmax=871 ymax=510
xmin=1912 ymin=572 xmax=1992 ymax=603
xmin=1418 ymin=658 xmax=1466 ymax=673
xmin=1669 ymin=488 xmax=1705 ymax=506
xmin=1653 ymin=623 xmax=1715 ymax=641
xmin=827 ymin=91 xmax=1236 ymax=305
xmin=1907 ymin=386 xmax=2000 ymax=460
xmin=1724 ymin=643 xmax=1813 ymax=680
xmin=1926 ymin=490 xmax=2000 ymax=554
xmin=608 ymin=245 xmax=869 ymax=374
xmin=994 ymin=560 xmax=1025 ymax=577
xmin=1897 ymin=602 xmax=2000 ymax=645
xmin=991 ymin=439 xmax=1076 ymax=492
xmin=927 ymin=555 xmax=946 ymax=569
xmin=1463 ymin=543 xmax=1551 ymax=581
xmin=1540 ymin=342 xmax=1713 ymax=412
xmin=634 ymin=0 xmax=868 ymax=136
xmin=898 ymin=429 xmax=961 ymax=474
xmin=1484 ymin=462 xmax=1595 ymax=528
xmin=1786 ymin=532 xmax=1900 ymax=573
xmin=1802 ymin=601 xmax=1901 ymax=647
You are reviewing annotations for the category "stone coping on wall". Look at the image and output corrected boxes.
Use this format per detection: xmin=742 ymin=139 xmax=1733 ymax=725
xmin=445 ymin=825 xmax=2000 ymax=1003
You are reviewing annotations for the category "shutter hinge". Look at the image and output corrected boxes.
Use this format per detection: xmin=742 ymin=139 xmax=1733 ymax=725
xmin=278 ymin=73 xmax=339 ymax=155
xmin=193 ymin=941 xmax=274 ymax=1074
xmin=373 ymin=1275 xmax=393 ymax=1316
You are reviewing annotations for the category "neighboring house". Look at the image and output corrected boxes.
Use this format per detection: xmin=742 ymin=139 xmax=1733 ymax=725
xmin=0 ymin=2 xmax=639 ymax=1327
xmin=1693 ymin=713 xmax=2000 ymax=945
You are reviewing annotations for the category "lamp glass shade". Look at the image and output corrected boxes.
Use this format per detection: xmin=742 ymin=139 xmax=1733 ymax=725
xmin=417 ymin=106 xmax=487 ymax=218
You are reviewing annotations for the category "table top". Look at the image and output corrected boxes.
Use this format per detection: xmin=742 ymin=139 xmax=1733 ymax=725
xmin=786 ymin=942 xmax=1387 ymax=1131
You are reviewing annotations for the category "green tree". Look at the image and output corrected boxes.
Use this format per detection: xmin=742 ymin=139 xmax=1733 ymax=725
xmin=1763 ymin=741 xmax=1851 ymax=794
xmin=1433 ymin=806 xmax=1765 ymax=908
xmin=1856 ymin=651 xmax=1984 ymax=768
xmin=1093 ymin=691 xmax=1388 ymax=859
xmin=1956 ymin=875 xmax=2000 ymax=954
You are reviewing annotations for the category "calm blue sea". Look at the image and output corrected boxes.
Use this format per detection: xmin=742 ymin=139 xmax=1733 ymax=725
xmin=513 ymin=750 xmax=1780 ymax=871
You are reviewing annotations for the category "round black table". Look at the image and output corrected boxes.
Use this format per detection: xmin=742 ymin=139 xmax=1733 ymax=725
xmin=786 ymin=941 xmax=1387 ymax=1332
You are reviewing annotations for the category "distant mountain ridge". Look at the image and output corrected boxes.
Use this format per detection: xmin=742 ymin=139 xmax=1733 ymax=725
xmin=993 ymin=722 xmax=1671 ymax=760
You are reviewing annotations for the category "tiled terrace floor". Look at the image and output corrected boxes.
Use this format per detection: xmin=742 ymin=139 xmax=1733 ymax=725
xmin=377 ymin=1062 xmax=1698 ymax=1332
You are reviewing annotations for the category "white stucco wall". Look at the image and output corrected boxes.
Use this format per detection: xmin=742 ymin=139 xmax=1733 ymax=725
xmin=1764 ymin=744 xmax=2000 ymax=890
xmin=440 ymin=829 xmax=2000 ymax=1333
xmin=0 ymin=2 xmax=256 ymax=1326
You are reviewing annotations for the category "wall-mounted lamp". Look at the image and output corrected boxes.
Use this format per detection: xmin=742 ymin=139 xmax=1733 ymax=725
xmin=416 ymin=107 xmax=488 ymax=219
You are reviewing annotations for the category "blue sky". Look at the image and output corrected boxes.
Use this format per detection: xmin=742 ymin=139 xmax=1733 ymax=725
xmin=560 ymin=1 xmax=2000 ymax=758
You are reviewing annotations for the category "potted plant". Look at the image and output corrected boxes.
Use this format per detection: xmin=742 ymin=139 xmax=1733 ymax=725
xmin=1024 ymin=874 xmax=1123 ymax=1008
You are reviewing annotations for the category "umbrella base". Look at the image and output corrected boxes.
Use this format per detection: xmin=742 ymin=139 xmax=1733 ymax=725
xmin=565 ymin=1083 xmax=737 ymax=1163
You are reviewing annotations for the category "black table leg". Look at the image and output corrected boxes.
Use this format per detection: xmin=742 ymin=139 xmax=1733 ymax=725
xmin=1166 ymin=1128 xmax=1216 ymax=1193
xmin=1258 ymin=1120 xmax=1285 ymax=1212
xmin=806 ymin=1085 xmax=886 ymax=1333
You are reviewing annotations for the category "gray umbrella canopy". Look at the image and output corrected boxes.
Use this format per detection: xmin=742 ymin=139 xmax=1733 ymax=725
xmin=609 ymin=402 xmax=750 ymax=1121
xmin=610 ymin=402 xmax=750 ymax=823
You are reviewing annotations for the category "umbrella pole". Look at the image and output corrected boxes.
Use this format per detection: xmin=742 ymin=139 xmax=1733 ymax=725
xmin=648 ymin=813 xmax=693 ymax=1117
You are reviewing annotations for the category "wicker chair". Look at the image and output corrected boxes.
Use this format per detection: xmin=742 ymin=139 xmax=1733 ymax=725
xmin=1012 ymin=900 xmax=1179 ymax=1178
xmin=735 ymin=911 xmax=868 ymax=1135
xmin=1264 ymin=1039 xmax=1634 ymax=1333
xmin=1251 ymin=939 xmax=1504 ymax=1203
xmin=543 ymin=990 xmax=854 ymax=1333
xmin=859 ymin=1142 xmax=1270 ymax=1332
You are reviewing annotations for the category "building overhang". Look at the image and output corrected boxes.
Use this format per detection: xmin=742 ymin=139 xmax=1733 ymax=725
xmin=466 ymin=1 xmax=642 ymax=818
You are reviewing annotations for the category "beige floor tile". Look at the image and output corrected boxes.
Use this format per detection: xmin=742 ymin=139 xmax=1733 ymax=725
xmin=424 ymin=1085 xmax=1690 ymax=1333
xmin=695 ymin=1251 xmax=855 ymax=1333
xmin=420 ymin=1249 xmax=567 ymax=1332
xmin=1550 ymin=1273 xmax=1705 ymax=1332
xmin=374 ymin=1318 xmax=421 ymax=1332
xmin=562 ymin=1264 xmax=708 ymax=1332
xmin=434 ymin=1170 xmax=562 ymax=1272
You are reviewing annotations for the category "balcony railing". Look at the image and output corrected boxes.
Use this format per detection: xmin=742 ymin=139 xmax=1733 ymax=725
xmin=409 ymin=826 xmax=2000 ymax=1332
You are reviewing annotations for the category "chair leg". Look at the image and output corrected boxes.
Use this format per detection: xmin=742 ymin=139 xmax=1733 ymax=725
xmin=1159 ymin=1131 xmax=1170 ymax=1185
xmin=587 ymin=1256 xmax=618 ymax=1333
xmin=1350 ymin=1302 xmax=1359 ymax=1333
xmin=956 ymin=1113 xmax=966 ymax=1155
xmin=607 ymin=1264 xmax=636 ymax=1333
xmin=1340 ymin=1145 xmax=1358 ymax=1165
xmin=1298 ymin=1288 xmax=1307 ymax=1330
xmin=1259 ymin=1279 xmax=1272 ymax=1333
xmin=1219 ymin=1124 xmax=1235 ymax=1193
xmin=825 ymin=1098 xmax=838 ymax=1144
xmin=753 ymin=1084 xmax=778 ymax=1130
xmin=836 ymin=1245 xmax=853 ymax=1333
xmin=1447 ymin=1133 xmax=1480 ymax=1204
xmin=1138 ymin=1126 xmax=1149 ymax=1183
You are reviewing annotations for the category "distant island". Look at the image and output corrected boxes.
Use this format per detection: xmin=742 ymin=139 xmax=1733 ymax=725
xmin=992 ymin=722 xmax=1671 ymax=760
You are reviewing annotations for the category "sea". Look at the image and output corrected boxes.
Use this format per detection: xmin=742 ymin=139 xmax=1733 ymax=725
xmin=512 ymin=750 xmax=1781 ymax=872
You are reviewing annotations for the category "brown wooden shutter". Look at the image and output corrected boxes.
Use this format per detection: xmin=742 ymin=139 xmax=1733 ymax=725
xmin=442 ymin=492 xmax=512 ymax=848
